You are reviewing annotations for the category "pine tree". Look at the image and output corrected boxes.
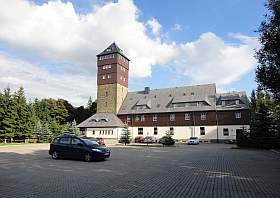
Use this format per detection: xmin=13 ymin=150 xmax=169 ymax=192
xmin=120 ymin=124 xmax=131 ymax=145
xmin=1 ymin=88 xmax=18 ymax=140
xmin=256 ymin=0 xmax=280 ymax=103
xmin=71 ymin=120 xmax=79 ymax=136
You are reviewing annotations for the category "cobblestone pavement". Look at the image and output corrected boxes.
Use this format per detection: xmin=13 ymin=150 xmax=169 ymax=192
xmin=0 ymin=144 xmax=279 ymax=198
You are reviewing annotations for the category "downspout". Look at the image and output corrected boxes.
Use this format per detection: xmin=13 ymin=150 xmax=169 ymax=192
xmin=192 ymin=111 xmax=196 ymax=137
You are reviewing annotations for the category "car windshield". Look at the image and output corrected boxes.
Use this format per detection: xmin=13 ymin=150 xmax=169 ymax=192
xmin=82 ymin=139 xmax=99 ymax=146
xmin=190 ymin=137 xmax=198 ymax=140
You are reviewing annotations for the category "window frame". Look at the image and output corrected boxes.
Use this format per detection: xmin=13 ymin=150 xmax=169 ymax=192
xmin=170 ymin=114 xmax=175 ymax=121
xmin=185 ymin=113 xmax=190 ymax=120
xmin=138 ymin=128 xmax=143 ymax=135
xmin=235 ymin=112 xmax=241 ymax=119
xmin=223 ymin=128 xmax=229 ymax=136
xmin=201 ymin=112 xmax=206 ymax=120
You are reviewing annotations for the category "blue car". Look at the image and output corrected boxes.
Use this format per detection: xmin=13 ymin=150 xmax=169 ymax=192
xmin=49 ymin=135 xmax=110 ymax=162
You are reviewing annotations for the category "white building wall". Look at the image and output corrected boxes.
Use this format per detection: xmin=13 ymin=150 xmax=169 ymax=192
xmin=85 ymin=127 xmax=123 ymax=139
xmin=129 ymin=125 xmax=250 ymax=141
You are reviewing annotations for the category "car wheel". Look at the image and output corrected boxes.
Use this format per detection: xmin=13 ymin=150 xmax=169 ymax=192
xmin=84 ymin=152 xmax=92 ymax=162
xmin=52 ymin=151 xmax=59 ymax=160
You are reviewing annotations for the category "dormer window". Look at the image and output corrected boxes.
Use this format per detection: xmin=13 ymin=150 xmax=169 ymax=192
xmin=222 ymin=101 xmax=225 ymax=106
xmin=235 ymin=100 xmax=239 ymax=105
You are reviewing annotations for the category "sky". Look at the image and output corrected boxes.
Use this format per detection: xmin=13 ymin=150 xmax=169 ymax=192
xmin=0 ymin=0 xmax=266 ymax=106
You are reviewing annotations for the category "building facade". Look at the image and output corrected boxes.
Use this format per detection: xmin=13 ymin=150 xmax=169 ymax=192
xmin=78 ymin=43 xmax=250 ymax=143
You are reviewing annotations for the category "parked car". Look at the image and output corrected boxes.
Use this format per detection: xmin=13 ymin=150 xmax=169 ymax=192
xmin=81 ymin=137 xmax=105 ymax=145
xmin=96 ymin=137 xmax=105 ymax=145
xmin=187 ymin=137 xmax=199 ymax=145
xmin=225 ymin=139 xmax=236 ymax=144
xmin=49 ymin=135 xmax=110 ymax=162
xmin=143 ymin=136 xmax=157 ymax=143
xmin=135 ymin=136 xmax=145 ymax=143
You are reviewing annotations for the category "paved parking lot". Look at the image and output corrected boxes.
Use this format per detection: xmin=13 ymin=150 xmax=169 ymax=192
xmin=0 ymin=144 xmax=280 ymax=198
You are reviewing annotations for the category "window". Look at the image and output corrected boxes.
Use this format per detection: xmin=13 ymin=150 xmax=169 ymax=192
xmin=102 ymin=65 xmax=106 ymax=70
xmin=107 ymin=74 xmax=111 ymax=79
xmin=108 ymin=64 xmax=111 ymax=69
xmin=170 ymin=127 xmax=174 ymax=135
xmin=127 ymin=116 xmax=131 ymax=123
xmin=135 ymin=116 xmax=140 ymax=122
xmin=235 ymin=100 xmax=239 ymax=105
xmin=154 ymin=127 xmax=158 ymax=135
xmin=140 ymin=115 xmax=145 ymax=122
xmin=71 ymin=138 xmax=83 ymax=145
xmin=222 ymin=101 xmax=225 ymax=106
xmin=59 ymin=137 xmax=71 ymax=144
xmin=200 ymin=127 xmax=205 ymax=135
xmin=138 ymin=128 xmax=143 ymax=135
xmin=170 ymin=114 xmax=175 ymax=121
xmin=153 ymin=114 xmax=157 ymax=122
xmin=102 ymin=75 xmax=106 ymax=80
xmin=92 ymin=130 xmax=95 ymax=135
xmin=120 ymin=76 xmax=123 ymax=80
xmin=223 ymin=128 xmax=229 ymax=136
xmin=235 ymin=112 xmax=241 ymax=119
xmin=185 ymin=113 xmax=190 ymax=120
xmin=105 ymin=92 xmax=108 ymax=97
xmin=201 ymin=112 xmax=206 ymax=120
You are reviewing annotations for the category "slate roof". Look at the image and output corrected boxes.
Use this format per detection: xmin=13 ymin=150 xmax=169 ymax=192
xmin=97 ymin=42 xmax=130 ymax=60
xmin=118 ymin=84 xmax=218 ymax=115
xmin=77 ymin=113 xmax=125 ymax=128
xmin=216 ymin=92 xmax=249 ymax=110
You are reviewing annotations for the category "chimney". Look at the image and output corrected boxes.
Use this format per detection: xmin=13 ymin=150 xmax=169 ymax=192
xmin=144 ymin=87 xmax=150 ymax=94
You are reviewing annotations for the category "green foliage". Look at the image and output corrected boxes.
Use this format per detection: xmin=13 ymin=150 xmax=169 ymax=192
xmin=159 ymin=130 xmax=175 ymax=146
xmin=119 ymin=124 xmax=131 ymax=145
xmin=256 ymin=0 xmax=280 ymax=103
xmin=0 ymin=86 xmax=96 ymax=141
xmin=63 ymin=120 xmax=80 ymax=136
xmin=34 ymin=121 xmax=52 ymax=142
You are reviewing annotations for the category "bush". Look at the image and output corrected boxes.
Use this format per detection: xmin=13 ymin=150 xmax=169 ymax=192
xmin=159 ymin=136 xmax=175 ymax=146
xmin=159 ymin=130 xmax=175 ymax=146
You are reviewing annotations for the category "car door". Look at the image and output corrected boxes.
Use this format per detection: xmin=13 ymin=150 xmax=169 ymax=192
xmin=58 ymin=137 xmax=72 ymax=158
xmin=71 ymin=138 xmax=86 ymax=159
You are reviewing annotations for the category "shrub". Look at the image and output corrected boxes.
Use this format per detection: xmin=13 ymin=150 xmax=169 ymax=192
xmin=159 ymin=130 xmax=175 ymax=146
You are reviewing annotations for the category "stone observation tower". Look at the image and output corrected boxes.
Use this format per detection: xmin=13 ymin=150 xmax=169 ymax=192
xmin=96 ymin=43 xmax=129 ymax=114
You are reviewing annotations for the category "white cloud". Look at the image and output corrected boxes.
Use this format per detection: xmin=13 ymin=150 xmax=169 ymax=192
xmin=172 ymin=23 xmax=182 ymax=31
xmin=0 ymin=0 xmax=176 ymax=78
xmin=0 ymin=53 xmax=96 ymax=106
xmin=0 ymin=0 xmax=260 ymax=105
xmin=146 ymin=18 xmax=162 ymax=36
xmin=177 ymin=32 xmax=259 ymax=85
